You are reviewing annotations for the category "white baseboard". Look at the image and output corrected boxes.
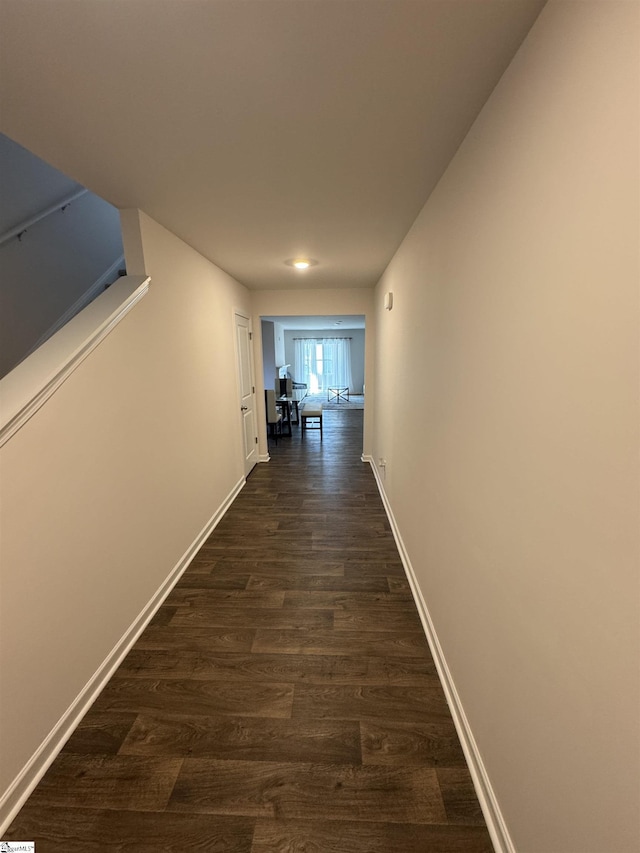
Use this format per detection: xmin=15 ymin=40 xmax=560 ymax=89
xmin=0 ymin=475 xmax=245 ymax=834
xmin=367 ymin=459 xmax=513 ymax=853
xmin=259 ymin=453 xmax=271 ymax=463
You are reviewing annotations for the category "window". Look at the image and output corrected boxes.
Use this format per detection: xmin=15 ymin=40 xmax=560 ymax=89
xmin=294 ymin=338 xmax=352 ymax=394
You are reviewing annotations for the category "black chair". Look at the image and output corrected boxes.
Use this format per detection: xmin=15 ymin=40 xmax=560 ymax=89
xmin=265 ymin=389 xmax=283 ymax=443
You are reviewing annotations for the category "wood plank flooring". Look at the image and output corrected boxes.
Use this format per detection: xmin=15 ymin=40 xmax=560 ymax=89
xmin=4 ymin=410 xmax=493 ymax=852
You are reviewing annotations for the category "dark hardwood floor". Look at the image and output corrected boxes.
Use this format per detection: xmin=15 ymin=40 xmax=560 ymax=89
xmin=5 ymin=410 xmax=493 ymax=852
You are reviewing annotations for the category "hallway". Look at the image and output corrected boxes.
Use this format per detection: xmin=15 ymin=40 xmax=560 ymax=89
xmin=6 ymin=410 xmax=492 ymax=851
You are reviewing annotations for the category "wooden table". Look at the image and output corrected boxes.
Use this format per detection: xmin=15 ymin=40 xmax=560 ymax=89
xmin=276 ymin=392 xmax=307 ymax=433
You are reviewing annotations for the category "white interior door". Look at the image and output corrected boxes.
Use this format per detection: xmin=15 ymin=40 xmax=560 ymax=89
xmin=234 ymin=312 xmax=258 ymax=476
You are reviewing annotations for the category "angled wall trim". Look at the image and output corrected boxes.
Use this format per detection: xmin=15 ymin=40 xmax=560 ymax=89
xmin=367 ymin=458 xmax=515 ymax=853
xmin=0 ymin=274 xmax=149 ymax=447
xmin=23 ymin=254 xmax=126 ymax=359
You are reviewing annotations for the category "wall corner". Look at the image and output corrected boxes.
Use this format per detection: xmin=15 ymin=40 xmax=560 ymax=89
xmin=119 ymin=209 xmax=147 ymax=276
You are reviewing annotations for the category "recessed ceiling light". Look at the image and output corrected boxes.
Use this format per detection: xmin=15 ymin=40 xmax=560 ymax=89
xmin=285 ymin=258 xmax=318 ymax=270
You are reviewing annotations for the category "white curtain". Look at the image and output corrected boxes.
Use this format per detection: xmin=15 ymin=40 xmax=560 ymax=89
xmin=294 ymin=338 xmax=353 ymax=394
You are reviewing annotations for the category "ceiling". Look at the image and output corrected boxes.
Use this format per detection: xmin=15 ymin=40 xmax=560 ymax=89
xmin=0 ymin=0 xmax=545 ymax=291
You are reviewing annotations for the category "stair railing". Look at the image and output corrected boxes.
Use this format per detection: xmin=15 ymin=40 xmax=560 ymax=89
xmin=0 ymin=188 xmax=88 ymax=248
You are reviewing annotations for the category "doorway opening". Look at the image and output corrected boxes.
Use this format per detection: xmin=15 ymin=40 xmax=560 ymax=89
xmin=260 ymin=315 xmax=366 ymax=438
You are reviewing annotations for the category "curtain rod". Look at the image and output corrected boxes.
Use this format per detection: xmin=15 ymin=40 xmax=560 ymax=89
xmin=293 ymin=336 xmax=352 ymax=340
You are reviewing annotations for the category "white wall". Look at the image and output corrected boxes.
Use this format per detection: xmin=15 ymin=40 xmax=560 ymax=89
xmin=273 ymin=321 xmax=286 ymax=367
xmin=0 ymin=191 xmax=124 ymax=377
xmin=251 ymin=288 xmax=375 ymax=459
xmin=372 ymin=3 xmax=639 ymax=851
xmin=0 ymin=132 xmax=83 ymax=233
xmin=0 ymin=209 xmax=251 ymax=824
xmin=284 ymin=328 xmax=366 ymax=393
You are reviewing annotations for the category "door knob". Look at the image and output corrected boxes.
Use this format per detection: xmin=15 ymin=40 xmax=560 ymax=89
xmin=241 ymin=406 xmax=248 ymax=411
